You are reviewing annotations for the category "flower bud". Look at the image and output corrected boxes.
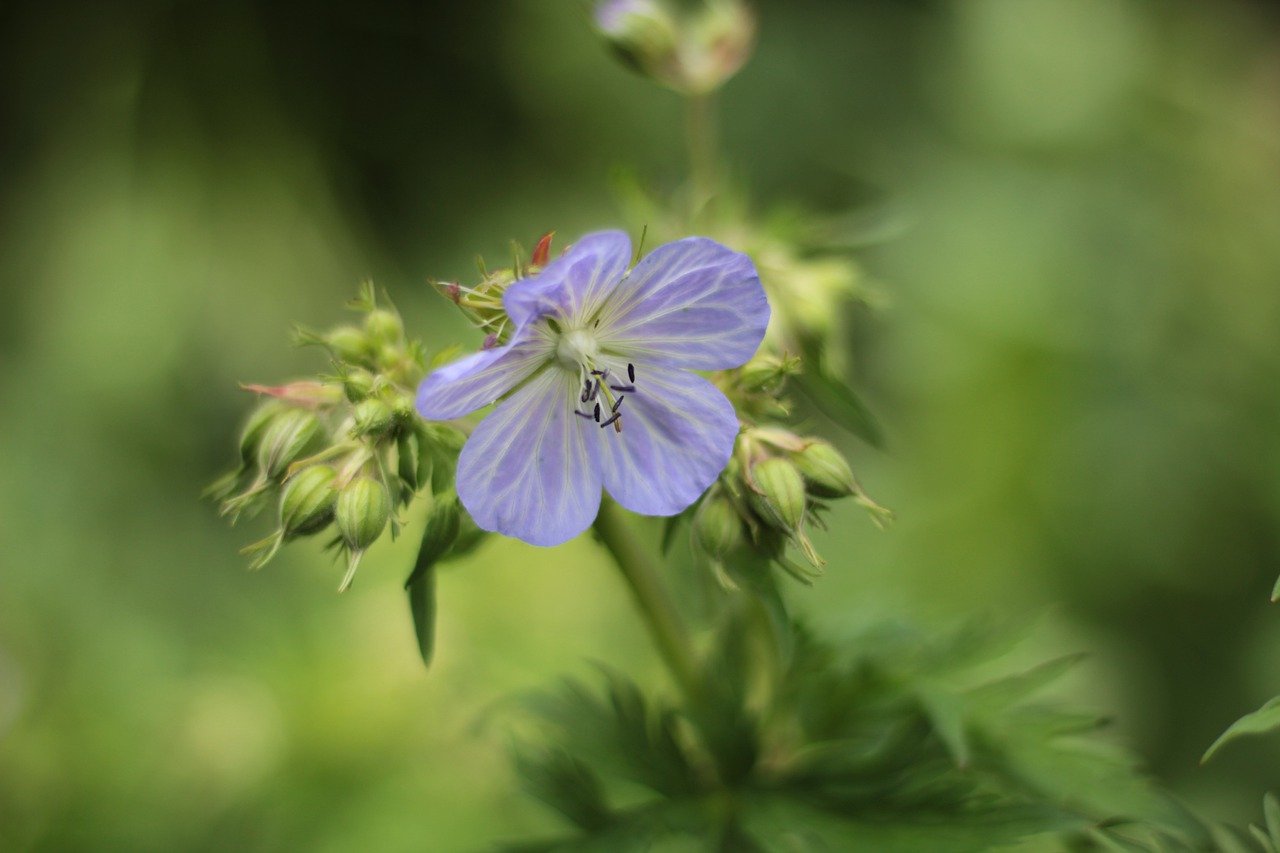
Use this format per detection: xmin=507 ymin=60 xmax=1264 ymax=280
xmin=693 ymin=493 xmax=743 ymax=559
xmin=363 ymin=309 xmax=403 ymax=345
xmin=352 ymin=398 xmax=394 ymax=437
xmin=737 ymin=354 xmax=796 ymax=394
xmin=343 ymin=368 xmax=376 ymax=403
xmin=791 ymin=440 xmax=858 ymax=499
xmin=748 ymin=457 xmax=807 ymax=533
xmin=336 ymin=476 xmax=391 ymax=552
xmin=685 ymin=0 xmax=755 ymax=93
xmin=279 ymin=465 xmax=338 ymax=538
xmin=257 ymin=408 xmax=324 ymax=481
xmin=238 ymin=401 xmax=286 ymax=466
xmin=595 ymin=0 xmax=681 ymax=84
xmin=326 ymin=325 xmax=371 ymax=364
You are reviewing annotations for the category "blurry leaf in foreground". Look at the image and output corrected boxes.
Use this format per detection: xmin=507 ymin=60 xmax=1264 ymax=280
xmin=1203 ymin=696 xmax=1280 ymax=765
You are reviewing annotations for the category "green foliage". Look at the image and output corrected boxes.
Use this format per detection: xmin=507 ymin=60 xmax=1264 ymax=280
xmin=508 ymin=619 xmax=1216 ymax=851
xmin=1204 ymin=698 xmax=1280 ymax=766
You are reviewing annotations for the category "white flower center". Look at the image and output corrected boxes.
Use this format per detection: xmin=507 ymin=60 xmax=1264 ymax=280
xmin=556 ymin=327 xmax=600 ymax=371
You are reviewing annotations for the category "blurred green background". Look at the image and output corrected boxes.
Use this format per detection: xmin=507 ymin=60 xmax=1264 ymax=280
xmin=2 ymin=0 xmax=1279 ymax=849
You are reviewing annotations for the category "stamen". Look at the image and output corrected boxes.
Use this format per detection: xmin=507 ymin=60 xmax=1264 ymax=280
xmin=609 ymin=384 xmax=635 ymax=393
xmin=588 ymin=380 xmax=600 ymax=401
xmin=627 ymin=363 xmax=635 ymax=383
xmin=611 ymin=395 xmax=625 ymax=413
xmin=593 ymin=403 xmax=601 ymax=422
xmin=590 ymin=368 xmax=609 ymax=378
xmin=599 ymin=412 xmax=621 ymax=429
xmin=574 ymin=410 xmax=593 ymax=420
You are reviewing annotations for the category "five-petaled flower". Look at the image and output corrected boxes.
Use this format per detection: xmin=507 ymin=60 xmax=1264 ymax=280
xmin=416 ymin=231 xmax=769 ymax=546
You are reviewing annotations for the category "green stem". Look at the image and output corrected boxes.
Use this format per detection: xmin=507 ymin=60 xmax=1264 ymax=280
xmin=686 ymin=92 xmax=718 ymax=221
xmin=593 ymin=499 xmax=702 ymax=702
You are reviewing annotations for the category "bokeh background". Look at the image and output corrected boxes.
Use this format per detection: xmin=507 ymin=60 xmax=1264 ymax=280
xmin=2 ymin=0 xmax=1279 ymax=849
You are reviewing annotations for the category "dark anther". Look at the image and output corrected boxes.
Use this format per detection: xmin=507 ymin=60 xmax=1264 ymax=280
xmin=590 ymin=369 xmax=608 ymax=377
xmin=593 ymin=403 xmax=601 ymax=422
xmin=599 ymin=413 xmax=621 ymax=429
xmin=611 ymin=395 xmax=625 ymax=413
xmin=627 ymin=363 xmax=635 ymax=383
xmin=574 ymin=410 xmax=593 ymax=419
xmin=609 ymin=384 xmax=636 ymax=393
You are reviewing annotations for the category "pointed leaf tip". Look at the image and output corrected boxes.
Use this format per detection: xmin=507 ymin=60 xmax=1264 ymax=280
xmin=1202 ymin=696 xmax=1280 ymax=764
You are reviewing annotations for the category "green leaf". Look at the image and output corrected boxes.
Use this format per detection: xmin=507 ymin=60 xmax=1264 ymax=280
xmin=514 ymin=749 xmax=613 ymax=832
xmin=1203 ymin=696 xmax=1280 ymax=764
xmin=1265 ymin=792 xmax=1280 ymax=844
xmin=407 ymin=566 xmax=436 ymax=667
xmin=794 ymin=346 xmax=885 ymax=448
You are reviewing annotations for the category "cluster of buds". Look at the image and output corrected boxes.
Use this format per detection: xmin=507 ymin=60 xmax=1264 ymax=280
xmin=594 ymin=0 xmax=755 ymax=96
xmin=208 ymin=283 xmax=467 ymax=590
xmin=694 ymin=425 xmax=890 ymax=583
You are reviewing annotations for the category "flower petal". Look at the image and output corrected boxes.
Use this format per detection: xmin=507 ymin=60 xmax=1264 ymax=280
xmin=416 ymin=326 xmax=554 ymax=420
xmin=456 ymin=368 xmax=602 ymax=546
xmin=597 ymin=237 xmax=769 ymax=371
xmin=594 ymin=364 xmax=738 ymax=516
xmin=504 ymin=231 xmax=632 ymax=327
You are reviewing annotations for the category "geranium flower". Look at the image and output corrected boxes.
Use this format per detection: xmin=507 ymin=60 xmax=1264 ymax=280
xmin=417 ymin=231 xmax=769 ymax=546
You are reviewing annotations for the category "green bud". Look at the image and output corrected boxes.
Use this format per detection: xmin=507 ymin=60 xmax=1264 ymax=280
xmin=791 ymin=440 xmax=858 ymax=499
xmin=326 ymin=326 xmax=370 ymax=364
xmin=279 ymin=465 xmax=338 ymax=538
xmin=257 ymin=408 xmax=324 ymax=481
xmin=239 ymin=401 xmax=286 ymax=466
xmin=748 ymin=457 xmax=807 ymax=533
xmin=364 ymin=309 xmax=404 ymax=344
xmin=336 ymin=476 xmax=390 ymax=552
xmin=693 ymin=493 xmax=743 ymax=559
xmin=737 ymin=355 xmax=790 ymax=393
xmin=343 ymin=368 xmax=376 ymax=403
xmin=595 ymin=0 xmax=681 ymax=84
xmin=352 ymin=398 xmax=394 ymax=437
xmin=390 ymin=393 xmax=416 ymax=425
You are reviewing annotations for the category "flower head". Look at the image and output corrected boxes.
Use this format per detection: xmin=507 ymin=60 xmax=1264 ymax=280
xmin=417 ymin=231 xmax=769 ymax=546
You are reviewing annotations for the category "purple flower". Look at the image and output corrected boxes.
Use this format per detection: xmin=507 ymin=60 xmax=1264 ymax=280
xmin=416 ymin=231 xmax=769 ymax=546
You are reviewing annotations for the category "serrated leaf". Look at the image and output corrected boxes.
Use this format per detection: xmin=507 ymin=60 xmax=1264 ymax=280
xmin=1203 ymin=696 xmax=1280 ymax=764
xmin=967 ymin=653 xmax=1086 ymax=708
xmin=918 ymin=690 xmax=971 ymax=768
xmin=515 ymin=750 xmax=612 ymax=832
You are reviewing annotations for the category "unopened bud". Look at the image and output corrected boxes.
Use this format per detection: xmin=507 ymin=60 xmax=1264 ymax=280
xmin=352 ymin=398 xmax=394 ymax=437
xmin=257 ymin=408 xmax=324 ymax=480
xmin=693 ymin=493 xmax=743 ymax=559
xmin=364 ymin=309 xmax=403 ymax=344
xmin=343 ymin=368 xmax=376 ymax=403
xmin=738 ymin=355 xmax=794 ymax=393
xmin=238 ymin=401 xmax=286 ymax=467
xmin=791 ymin=440 xmax=858 ymax=499
xmin=748 ymin=457 xmax=807 ymax=532
xmin=595 ymin=0 xmax=680 ymax=84
xmin=685 ymin=0 xmax=755 ymax=93
xmin=279 ymin=465 xmax=338 ymax=538
xmin=326 ymin=326 xmax=371 ymax=364
xmin=336 ymin=476 xmax=390 ymax=552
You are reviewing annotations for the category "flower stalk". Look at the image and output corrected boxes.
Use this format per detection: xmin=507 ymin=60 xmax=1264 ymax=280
xmin=592 ymin=498 xmax=702 ymax=703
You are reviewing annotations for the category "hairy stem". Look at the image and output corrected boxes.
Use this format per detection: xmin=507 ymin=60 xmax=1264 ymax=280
xmin=686 ymin=92 xmax=718 ymax=220
xmin=593 ymin=499 xmax=702 ymax=701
